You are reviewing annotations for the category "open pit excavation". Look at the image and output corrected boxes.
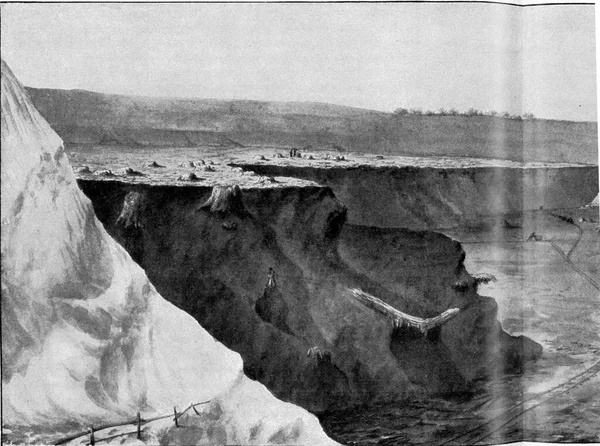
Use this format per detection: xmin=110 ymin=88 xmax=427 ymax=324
xmin=8 ymin=84 xmax=598 ymax=440
xmin=1 ymin=60 xmax=337 ymax=445
xmin=74 ymin=158 xmax=544 ymax=417
xmin=61 ymin=141 xmax=600 ymax=443
xmin=3 ymin=3 xmax=598 ymax=443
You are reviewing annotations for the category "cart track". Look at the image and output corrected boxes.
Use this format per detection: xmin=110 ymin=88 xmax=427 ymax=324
xmin=436 ymin=360 xmax=600 ymax=445
xmin=543 ymin=211 xmax=599 ymax=290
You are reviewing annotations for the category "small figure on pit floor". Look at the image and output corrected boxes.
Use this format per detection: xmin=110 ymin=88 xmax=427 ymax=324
xmin=527 ymin=232 xmax=542 ymax=242
xmin=267 ymin=268 xmax=276 ymax=289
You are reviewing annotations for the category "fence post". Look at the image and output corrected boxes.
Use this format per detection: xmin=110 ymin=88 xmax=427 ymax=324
xmin=192 ymin=402 xmax=201 ymax=415
xmin=137 ymin=411 xmax=142 ymax=439
xmin=89 ymin=426 xmax=95 ymax=446
xmin=174 ymin=406 xmax=179 ymax=428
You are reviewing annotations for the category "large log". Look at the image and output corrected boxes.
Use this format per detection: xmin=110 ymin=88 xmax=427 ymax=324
xmin=348 ymin=288 xmax=460 ymax=334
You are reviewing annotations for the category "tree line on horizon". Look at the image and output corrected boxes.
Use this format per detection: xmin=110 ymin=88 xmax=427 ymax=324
xmin=393 ymin=107 xmax=536 ymax=120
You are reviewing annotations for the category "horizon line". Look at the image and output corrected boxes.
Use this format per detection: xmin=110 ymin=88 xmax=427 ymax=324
xmin=25 ymin=84 xmax=598 ymax=124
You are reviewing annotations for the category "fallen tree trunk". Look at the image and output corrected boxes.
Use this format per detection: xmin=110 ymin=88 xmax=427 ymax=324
xmin=347 ymin=288 xmax=460 ymax=334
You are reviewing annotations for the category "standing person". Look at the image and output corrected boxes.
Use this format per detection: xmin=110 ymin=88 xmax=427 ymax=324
xmin=267 ymin=268 xmax=276 ymax=289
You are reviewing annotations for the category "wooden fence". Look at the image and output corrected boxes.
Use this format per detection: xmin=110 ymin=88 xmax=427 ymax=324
xmin=53 ymin=400 xmax=211 ymax=445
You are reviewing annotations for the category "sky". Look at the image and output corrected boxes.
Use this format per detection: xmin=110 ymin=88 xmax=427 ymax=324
xmin=0 ymin=3 xmax=596 ymax=121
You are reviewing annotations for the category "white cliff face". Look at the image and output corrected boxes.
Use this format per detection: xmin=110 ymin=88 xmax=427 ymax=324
xmin=0 ymin=59 xmax=335 ymax=444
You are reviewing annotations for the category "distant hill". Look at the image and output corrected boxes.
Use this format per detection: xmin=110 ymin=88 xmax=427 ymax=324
xmin=26 ymin=87 xmax=598 ymax=164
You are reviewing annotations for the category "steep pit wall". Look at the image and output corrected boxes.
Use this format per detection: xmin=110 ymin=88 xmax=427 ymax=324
xmin=79 ymin=179 xmax=541 ymax=413
xmin=231 ymin=164 xmax=599 ymax=230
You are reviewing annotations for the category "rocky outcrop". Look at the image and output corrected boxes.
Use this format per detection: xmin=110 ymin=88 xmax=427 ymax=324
xmin=1 ymin=59 xmax=335 ymax=445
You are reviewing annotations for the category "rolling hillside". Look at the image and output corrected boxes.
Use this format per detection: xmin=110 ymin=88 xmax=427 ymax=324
xmin=27 ymin=87 xmax=598 ymax=164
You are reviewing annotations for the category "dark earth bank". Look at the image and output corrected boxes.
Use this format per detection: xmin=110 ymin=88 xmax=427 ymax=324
xmin=78 ymin=179 xmax=542 ymax=415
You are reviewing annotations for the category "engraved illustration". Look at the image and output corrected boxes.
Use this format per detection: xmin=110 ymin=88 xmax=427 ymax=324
xmin=1 ymin=3 xmax=598 ymax=445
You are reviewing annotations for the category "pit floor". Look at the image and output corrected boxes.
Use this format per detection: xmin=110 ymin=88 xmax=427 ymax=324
xmin=322 ymin=207 xmax=600 ymax=445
